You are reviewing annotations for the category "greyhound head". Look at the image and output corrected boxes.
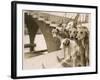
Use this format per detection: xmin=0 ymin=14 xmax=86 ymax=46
xmin=76 ymin=26 xmax=89 ymax=41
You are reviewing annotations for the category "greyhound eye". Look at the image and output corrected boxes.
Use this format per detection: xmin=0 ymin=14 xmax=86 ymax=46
xmin=73 ymin=31 xmax=77 ymax=34
xmin=80 ymin=32 xmax=83 ymax=34
xmin=73 ymin=31 xmax=76 ymax=33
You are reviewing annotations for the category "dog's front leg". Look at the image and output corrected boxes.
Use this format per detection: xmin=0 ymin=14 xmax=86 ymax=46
xmin=71 ymin=51 xmax=77 ymax=67
xmin=60 ymin=39 xmax=71 ymax=66
xmin=80 ymin=47 xmax=86 ymax=66
xmin=63 ymin=39 xmax=70 ymax=60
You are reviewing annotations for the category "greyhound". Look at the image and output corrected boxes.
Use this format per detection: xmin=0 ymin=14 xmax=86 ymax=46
xmin=76 ymin=26 xmax=89 ymax=66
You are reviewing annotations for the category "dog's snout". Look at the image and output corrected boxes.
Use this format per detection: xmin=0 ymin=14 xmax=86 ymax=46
xmin=70 ymin=36 xmax=74 ymax=39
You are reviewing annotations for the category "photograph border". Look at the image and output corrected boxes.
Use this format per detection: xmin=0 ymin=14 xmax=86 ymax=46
xmin=11 ymin=1 xmax=98 ymax=79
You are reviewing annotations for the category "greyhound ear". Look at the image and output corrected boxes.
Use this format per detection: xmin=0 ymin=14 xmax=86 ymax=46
xmin=56 ymin=29 xmax=59 ymax=33
xmin=64 ymin=29 xmax=68 ymax=33
xmin=84 ymin=30 xmax=89 ymax=45
xmin=82 ymin=26 xmax=89 ymax=39
xmin=85 ymin=29 xmax=89 ymax=38
xmin=85 ymin=31 xmax=88 ymax=39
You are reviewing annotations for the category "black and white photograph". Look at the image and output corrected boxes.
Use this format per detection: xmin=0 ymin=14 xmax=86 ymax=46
xmin=23 ymin=10 xmax=90 ymax=69
xmin=11 ymin=1 xmax=97 ymax=79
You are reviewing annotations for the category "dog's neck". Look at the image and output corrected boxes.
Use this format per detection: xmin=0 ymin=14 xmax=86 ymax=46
xmin=77 ymin=39 xmax=86 ymax=48
xmin=69 ymin=39 xmax=78 ymax=48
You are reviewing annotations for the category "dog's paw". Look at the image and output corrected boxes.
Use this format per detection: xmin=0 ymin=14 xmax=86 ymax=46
xmin=61 ymin=58 xmax=71 ymax=67
xmin=63 ymin=39 xmax=70 ymax=46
